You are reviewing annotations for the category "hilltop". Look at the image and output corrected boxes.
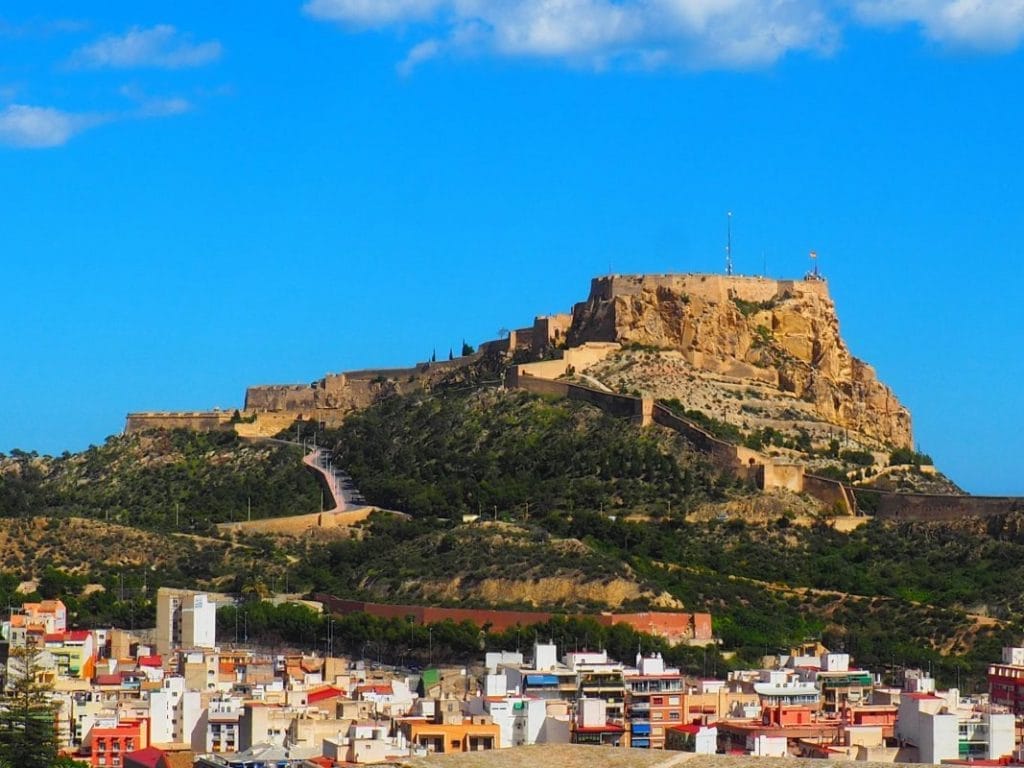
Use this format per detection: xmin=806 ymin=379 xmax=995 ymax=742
xmin=569 ymin=275 xmax=911 ymax=451
xmin=131 ymin=273 xmax=951 ymax=500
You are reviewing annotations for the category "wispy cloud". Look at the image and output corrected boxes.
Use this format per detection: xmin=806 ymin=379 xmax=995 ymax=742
xmin=0 ymin=90 xmax=196 ymax=149
xmin=72 ymin=24 xmax=222 ymax=70
xmin=0 ymin=104 xmax=104 ymax=148
xmin=852 ymin=0 xmax=1024 ymax=51
xmin=397 ymin=39 xmax=443 ymax=75
xmin=305 ymin=0 xmax=1024 ymax=71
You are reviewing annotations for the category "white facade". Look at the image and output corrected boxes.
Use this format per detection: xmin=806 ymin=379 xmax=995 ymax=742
xmin=148 ymin=676 xmax=185 ymax=744
xmin=156 ymin=588 xmax=217 ymax=655
xmin=821 ymin=653 xmax=850 ymax=672
xmin=750 ymin=734 xmax=787 ymax=757
xmin=918 ymin=711 xmax=959 ymax=764
xmin=1002 ymin=647 xmax=1024 ymax=666
xmin=533 ymin=643 xmax=558 ymax=671
xmin=470 ymin=695 xmax=547 ymax=748
xmin=694 ymin=725 xmax=718 ymax=755
xmin=485 ymin=651 xmax=523 ymax=674
xmin=484 ymin=673 xmax=507 ymax=697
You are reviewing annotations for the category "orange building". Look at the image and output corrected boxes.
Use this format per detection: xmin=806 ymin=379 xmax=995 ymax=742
xmin=87 ymin=718 xmax=149 ymax=768
xmin=399 ymin=699 xmax=499 ymax=753
xmin=401 ymin=719 xmax=500 ymax=753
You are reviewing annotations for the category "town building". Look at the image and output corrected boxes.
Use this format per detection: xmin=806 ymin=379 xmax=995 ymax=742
xmin=155 ymin=588 xmax=217 ymax=658
xmin=624 ymin=652 xmax=684 ymax=749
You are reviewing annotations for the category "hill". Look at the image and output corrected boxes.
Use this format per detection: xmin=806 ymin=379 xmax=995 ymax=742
xmin=0 ymin=430 xmax=320 ymax=533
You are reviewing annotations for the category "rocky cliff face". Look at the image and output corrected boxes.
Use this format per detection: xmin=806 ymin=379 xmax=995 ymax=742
xmin=568 ymin=274 xmax=912 ymax=449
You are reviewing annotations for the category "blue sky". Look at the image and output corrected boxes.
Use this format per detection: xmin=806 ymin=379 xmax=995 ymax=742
xmin=2 ymin=1 xmax=1023 ymax=494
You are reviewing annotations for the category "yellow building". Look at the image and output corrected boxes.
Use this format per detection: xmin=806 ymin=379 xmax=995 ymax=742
xmin=400 ymin=698 xmax=500 ymax=753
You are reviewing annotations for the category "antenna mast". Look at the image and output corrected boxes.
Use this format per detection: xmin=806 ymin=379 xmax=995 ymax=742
xmin=725 ymin=211 xmax=733 ymax=276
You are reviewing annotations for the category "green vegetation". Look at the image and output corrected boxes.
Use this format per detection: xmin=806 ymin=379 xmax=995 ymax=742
xmin=0 ymin=645 xmax=76 ymax=768
xmin=332 ymin=390 xmax=733 ymax=520
xmin=890 ymin=447 xmax=934 ymax=466
xmin=658 ymin=399 xmax=744 ymax=443
xmin=292 ymin=514 xmax=648 ymax=610
xmin=840 ymin=449 xmax=876 ymax=467
xmin=0 ymin=430 xmax=320 ymax=533
xmin=215 ymin=600 xmax=727 ymax=677
xmin=732 ymin=297 xmax=776 ymax=316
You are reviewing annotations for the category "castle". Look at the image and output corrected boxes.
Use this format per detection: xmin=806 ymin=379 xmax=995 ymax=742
xmin=126 ymin=273 xmax=1017 ymax=522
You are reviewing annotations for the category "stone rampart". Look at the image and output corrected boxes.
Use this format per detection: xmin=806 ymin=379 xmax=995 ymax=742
xmin=650 ymin=404 xmax=745 ymax=471
xmin=581 ymin=274 xmax=828 ymax=310
xmin=125 ymin=411 xmax=235 ymax=434
xmin=865 ymin=492 xmax=1024 ymax=521
xmin=803 ymin=474 xmax=857 ymax=516
xmin=508 ymin=370 xmax=651 ymax=426
xmin=532 ymin=314 xmax=573 ymax=353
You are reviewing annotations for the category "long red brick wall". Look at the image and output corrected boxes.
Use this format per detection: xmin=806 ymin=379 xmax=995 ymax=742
xmin=315 ymin=595 xmax=712 ymax=645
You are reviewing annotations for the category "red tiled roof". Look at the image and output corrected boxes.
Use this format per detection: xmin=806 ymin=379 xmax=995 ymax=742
xmin=123 ymin=746 xmax=165 ymax=768
xmin=66 ymin=630 xmax=91 ymax=642
xmin=669 ymin=724 xmax=702 ymax=734
xmin=308 ymin=685 xmax=344 ymax=704
xmin=44 ymin=632 xmax=65 ymax=643
xmin=94 ymin=674 xmax=123 ymax=686
xmin=138 ymin=655 xmax=162 ymax=667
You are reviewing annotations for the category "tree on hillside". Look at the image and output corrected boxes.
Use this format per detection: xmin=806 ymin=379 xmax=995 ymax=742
xmin=0 ymin=645 xmax=59 ymax=768
xmin=461 ymin=340 xmax=474 ymax=356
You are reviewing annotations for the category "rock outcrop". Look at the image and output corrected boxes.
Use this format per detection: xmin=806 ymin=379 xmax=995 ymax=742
xmin=567 ymin=274 xmax=912 ymax=449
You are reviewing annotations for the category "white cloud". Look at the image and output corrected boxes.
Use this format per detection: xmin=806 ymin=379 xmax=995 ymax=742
xmin=853 ymin=0 xmax=1024 ymax=50
xmin=306 ymin=0 xmax=1024 ymax=70
xmin=133 ymin=96 xmax=193 ymax=118
xmin=304 ymin=0 xmax=446 ymax=25
xmin=0 ymin=104 xmax=101 ymax=148
xmin=72 ymin=24 xmax=222 ymax=69
xmin=398 ymin=39 xmax=443 ymax=75
xmin=0 ymin=92 xmax=195 ymax=149
xmin=305 ymin=0 xmax=838 ymax=70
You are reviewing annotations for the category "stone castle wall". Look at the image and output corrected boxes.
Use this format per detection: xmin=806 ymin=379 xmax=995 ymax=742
xmin=125 ymin=411 xmax=235 ymax=433
xmin=867 ymin=492 xmax=1024 ymax=521
xmin=582 ymin=274 xmax=828 ymax=310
